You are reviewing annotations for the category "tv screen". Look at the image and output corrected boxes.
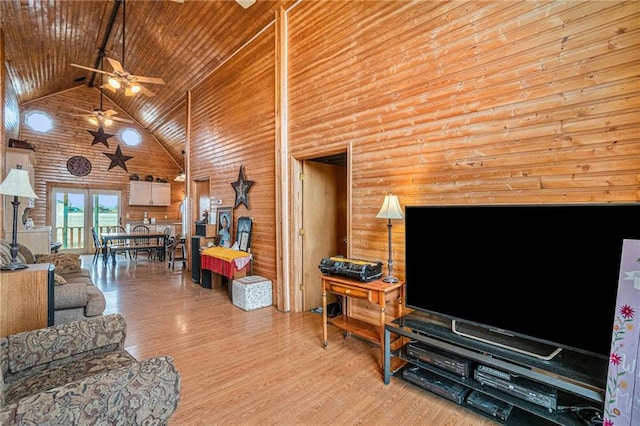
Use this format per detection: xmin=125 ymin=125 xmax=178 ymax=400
xmin=405 ymin=204 xmax=640 ymax=360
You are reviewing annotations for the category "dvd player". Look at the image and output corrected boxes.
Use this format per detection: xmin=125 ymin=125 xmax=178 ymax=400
xmin=466 ymin=390 xmax=513 ymax=421
xmin=474 ymin=369 xmax=558 ymax=411
xmin=407 ymin=340 xmax=472 ymax=377
xmin=403 ymin=365 xmax=470 ymax=404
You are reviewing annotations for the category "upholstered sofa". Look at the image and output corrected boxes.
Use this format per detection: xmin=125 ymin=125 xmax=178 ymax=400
xmin=0 ymin=241 xmax=106 ymax=325
xmin=0 ymin=314 xmax=181 ymax=425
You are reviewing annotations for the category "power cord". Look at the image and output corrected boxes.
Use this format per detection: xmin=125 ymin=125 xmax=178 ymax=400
xmin=557 ymin=405 xmax=603 ymax=426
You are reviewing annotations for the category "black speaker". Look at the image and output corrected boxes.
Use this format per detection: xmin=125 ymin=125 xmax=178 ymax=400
xmin=191 ymin=236 xmax=202 ymax=283
xmin=47 ymin=264 xmax=55 ymax=326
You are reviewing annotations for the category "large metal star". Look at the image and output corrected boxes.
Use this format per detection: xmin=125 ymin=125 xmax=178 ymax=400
xmin=103 ymin=145 xmax=133 ymax=172
xmin=231 ymin=165 xmax=254 ymax=209
xmin=87 ymin=126 xmax=114 ymax=147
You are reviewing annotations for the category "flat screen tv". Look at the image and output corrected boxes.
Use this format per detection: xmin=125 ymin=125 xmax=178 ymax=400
xmin=405 ymin=203 xmax=640 ymax=360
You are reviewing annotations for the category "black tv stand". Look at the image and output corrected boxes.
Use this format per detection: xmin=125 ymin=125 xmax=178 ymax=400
xmin=384 ymin=312 xmax=607 ymax=425
xmin=452 ymin=320 xmax=563 ymax=361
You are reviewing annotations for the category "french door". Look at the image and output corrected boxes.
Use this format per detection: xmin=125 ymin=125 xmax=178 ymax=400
xmin=50 ymin=188 xmax=122 ymax=254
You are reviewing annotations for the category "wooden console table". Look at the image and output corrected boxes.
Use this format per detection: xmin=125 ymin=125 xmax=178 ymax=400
xmin=320 ymin=274 xmax=404 ymax=368
xmin=0 ymin=263 xmax=54 ymax=337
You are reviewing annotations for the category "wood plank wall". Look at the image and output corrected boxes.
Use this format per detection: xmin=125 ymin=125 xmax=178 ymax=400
xmin=189 ymin=28 xmax=277 ymax=291
xmin=286 ymin=0 xmax=640 ymax=282
xmin=2 ymin=1 xmax=638 ymax=313
xmin=2 ymin=30 xmax=20 ymax=240
xmin=2 ymin=86 xmax=183 ymax=231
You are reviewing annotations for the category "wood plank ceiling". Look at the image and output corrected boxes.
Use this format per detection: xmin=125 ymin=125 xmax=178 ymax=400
xmin=0 ymin=0 xmax=285 ymax=165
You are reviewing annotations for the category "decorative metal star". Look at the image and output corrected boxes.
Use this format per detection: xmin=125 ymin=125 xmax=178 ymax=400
xmin=231 ymin=165 xmax=254 ymax=209
xmin=103 ymin=144 xmax=133 ymax=172
xmin=87 ymin=126 xmax=114 ymax=147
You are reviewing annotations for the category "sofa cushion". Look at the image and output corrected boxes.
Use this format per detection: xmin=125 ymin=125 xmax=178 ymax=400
xmin=4 ymin=350 xmax=136 ymax=404
xmin=6 ymin=314 xmax=126 ymax=374
xmin=53 ymin=273 xmax=67 ymax=285
xmin=61 ymin=275 xmax=93 ymax=286
xmin=59 ymin=268 xmax=91 ymax=280
xmin=35 ymin=253 xmax=81 ymax=274
xmin=2 ymin=356 xmax=180 ymax=424
xmin=53 ymin=283 xmax=89 ymax=309
xmin=85 ymin=286 xmax=107 ymax=317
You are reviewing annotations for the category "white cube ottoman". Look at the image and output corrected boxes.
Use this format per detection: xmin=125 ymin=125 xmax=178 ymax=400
xmin=232 ymin=275 xmax=272 ymax=311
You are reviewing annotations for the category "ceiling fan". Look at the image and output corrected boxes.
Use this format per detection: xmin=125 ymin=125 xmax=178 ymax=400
xmin=71 ymin=106 xmax=133 ymax=127
xmin=70 ymin=57 xmax=134 ymax=126
xmin=71 ymin=0 xmax=165 ymax=97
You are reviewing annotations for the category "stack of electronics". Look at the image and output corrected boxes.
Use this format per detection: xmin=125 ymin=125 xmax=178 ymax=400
xmin=474 ymin=364 xmax=558 ymax=413
xmin=403 ymin=340 xmax=515 ymax=422
xmin=318 ymin=256 xmax=383 ymax=282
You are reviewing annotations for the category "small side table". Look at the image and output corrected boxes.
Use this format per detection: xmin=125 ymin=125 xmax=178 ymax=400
xmin=0 ymin=263 xmax=54 ymax=337
xmin=320 ymin=274 xmax=404 ymax=369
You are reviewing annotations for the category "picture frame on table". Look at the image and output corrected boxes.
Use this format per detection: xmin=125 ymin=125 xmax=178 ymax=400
xmin=236 ymin=216 xmax=253 ymax=252
xmin=216 ymin=208 xmax=233 ymax=248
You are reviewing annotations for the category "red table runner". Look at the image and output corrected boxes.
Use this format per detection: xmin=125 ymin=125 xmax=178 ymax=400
xmin=201 ymin=247 xmax=251 ymax=279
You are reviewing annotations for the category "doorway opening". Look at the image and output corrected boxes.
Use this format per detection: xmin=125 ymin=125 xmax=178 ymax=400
xmin=297 ymin=152 xmax=348 ymax=313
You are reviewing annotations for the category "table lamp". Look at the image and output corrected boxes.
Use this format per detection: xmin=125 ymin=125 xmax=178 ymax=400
xmin=0 ymin=167 xmax=39 ymax=270
xmin=376 ymin=193 xmax=404 ymax=283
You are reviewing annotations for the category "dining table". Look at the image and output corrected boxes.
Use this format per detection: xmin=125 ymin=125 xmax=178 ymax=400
xmin=100 ymin=231 xmax=168 ymax=264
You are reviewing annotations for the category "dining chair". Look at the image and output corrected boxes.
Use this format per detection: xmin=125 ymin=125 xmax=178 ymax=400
xmin=131 ymin=225 xmax=153 ymax=261
xmin=167 ymin=235 xmax=186 ymax=270
xmin=90 ymin=226 xmax=105 ymax=263
xmin=157 ymin=226 xmax=173 ymax=261
xmin=106 ymin=225 xmax=129 ymax=261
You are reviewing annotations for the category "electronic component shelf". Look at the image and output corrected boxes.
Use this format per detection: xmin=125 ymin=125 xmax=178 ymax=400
xmin=384 ymin=312 xmax=607 ymax=425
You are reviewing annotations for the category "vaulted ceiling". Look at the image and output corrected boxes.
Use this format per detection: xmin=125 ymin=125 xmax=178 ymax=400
xmin=1 ymin=0 xmax=286 ymax=165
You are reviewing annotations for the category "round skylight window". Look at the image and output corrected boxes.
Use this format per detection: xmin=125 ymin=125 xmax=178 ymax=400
xmin=121 ymin=128 xmax=141 ymax=146
xmin=25 ymin=111 xmax=53 ymax=132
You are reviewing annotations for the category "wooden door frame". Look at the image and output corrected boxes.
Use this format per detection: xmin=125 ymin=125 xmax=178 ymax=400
xmin=287 ymin=147 xmax=351 ymax=313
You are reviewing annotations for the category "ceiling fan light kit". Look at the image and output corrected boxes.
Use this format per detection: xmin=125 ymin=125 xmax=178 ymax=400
xmin=108 ymin=77 xmax=121 ymax=89
xmin=70 ymin=0 xmax=165 ymax=98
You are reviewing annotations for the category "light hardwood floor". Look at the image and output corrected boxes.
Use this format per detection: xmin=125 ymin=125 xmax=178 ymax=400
xmin=85 ymin=255 xmax=496 ymax=426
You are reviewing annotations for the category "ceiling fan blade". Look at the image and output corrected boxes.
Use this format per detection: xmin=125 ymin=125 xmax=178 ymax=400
xmin=112 ymin=116 xmax=134 ymax=124
xmin=72 ymin=106 xmax=95 ymax=114
xmin=136 ymin=84 xmax=156 ymax=97
xmin=103 ymin=109 xmax=119 ymax=116
xmin=106 ymin=57 xmax=125 ymax=74
xmin=101 ymin=83 xmax=117 ymax=93
xmin=133 ymin=75 xmax=166 ymax=85
xmin=236 ymin=0 xmax=256 ymax=9
xmin=71 ymin=63 xmax=113 ymax=77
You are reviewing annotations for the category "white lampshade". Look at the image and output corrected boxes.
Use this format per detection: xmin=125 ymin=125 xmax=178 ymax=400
xmin=0 ymin=168 xmax=38 ymax=198
xmin=108 ymin=77 xmax=121 ymax=89
xmin=376 ymin=194 xmax=403 ymax=219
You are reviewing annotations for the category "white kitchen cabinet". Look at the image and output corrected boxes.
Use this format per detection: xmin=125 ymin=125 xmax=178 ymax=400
xmin=129 ymin=182 xmax=171 ymax=206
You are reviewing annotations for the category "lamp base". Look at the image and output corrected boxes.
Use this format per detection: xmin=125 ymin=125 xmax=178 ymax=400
xmin=0 ymin=260 xmax=28 ymax=271
xmin=382 ymin=275 xmax=399 ymax=283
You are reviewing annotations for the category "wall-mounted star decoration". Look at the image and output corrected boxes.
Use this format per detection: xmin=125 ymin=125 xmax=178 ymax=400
xmin=87 ymin=126 xmax=114 ymax=147
xmin=231 ymin=165 xmax=254 ymax=210
xmin=103 ymin=144 xmax=133 ymax=172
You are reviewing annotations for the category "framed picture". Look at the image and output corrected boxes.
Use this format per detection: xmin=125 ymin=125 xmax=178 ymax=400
xmin=236 ymin=216 xmax=253 ymax=252
xmin=216 ymin=208 xmax=233 ymax=248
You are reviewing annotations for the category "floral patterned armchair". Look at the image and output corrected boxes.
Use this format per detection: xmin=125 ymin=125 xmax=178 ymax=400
xmin=0 ymin=314 xmax=180 ymax=425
